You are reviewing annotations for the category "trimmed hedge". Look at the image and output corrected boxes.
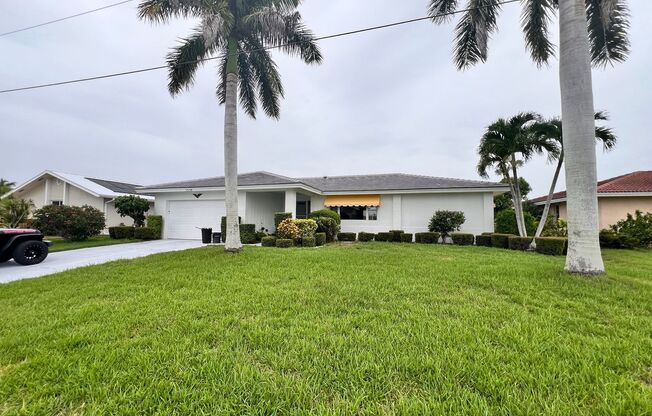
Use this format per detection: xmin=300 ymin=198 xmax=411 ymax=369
xmin=261 ymin=236 xmax=277 ymax=247
xmin=475 ymin=235 xmax=492 ymax=247
xmin=238 ymin=224 xmax=256 ymax=244
xmin=451 ymin=233 xmax=474 ymax=246
xmin=491 ymin=233 xmax=514 ymax=249
xmin=313 ymin=216 xmax=339 ymax=243
xmin=274 ymin=212 xmax=292 ymax=230
xmin=108 ymin=226 xmax=134 ymax=239
xmin=599 ymin=229 xmax=637 ymax=249
xmin=389 ymin=230 xmax=404 ymax=242
xmin=134 ymin=227 xmax=158 ymax=240
xmin=535 ymin=237 xmax=567 ymax=256
xmin=308 ymin=209 xmax=340 ymax=224
xmin=415 ymin=232 xmax=440 ymax=244
xmin=337 ymin=232 xmax=356 ymax=242
xmin=275 ymin=238 xmax=293 ymax=248
xmin=358 ymin=232 xmax=375 ymax=242
xmin=315 ymin=232 xmax=326 ymax=246
xmin=508 ymin=236 xmax=533 ymax=251
xmin=400 ymin=233 xmax=413 ymax=243
xmin=375 ymin=232 xmax=393 ymax=242
xmin=302 ymin=237 xmax=316 ymax=247
xmin=147 ymin=215 xmax=163 ymax=239
xmin=221 ymin=216 xmax=242 ymax=242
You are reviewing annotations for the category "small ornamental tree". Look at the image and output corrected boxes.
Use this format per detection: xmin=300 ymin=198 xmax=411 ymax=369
xmin=114 ymin=195 xmax=150 ymax=227
xmin=33 ymin=205 xmax=105 ymax=241
xmin=0 ymin=197 xmax=33 ymax=228
xmin=428 ymin=210 xmax=465 ymax=240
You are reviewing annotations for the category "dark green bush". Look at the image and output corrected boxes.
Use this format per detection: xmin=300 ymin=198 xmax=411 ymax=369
xmin=239 ymin=224 xmax=257 ymax=244
xmin=491 ymin=233 xmax=514 ymax=249
xmin=375 ymin=232 xmax=392 ymax=242
xmin=475 ymin=235 xmax=492 ymax=247
xmin=534 ymin=237 xmax=567 ymax=256
xmin=358 ymin=232 xmax=375 ymax=242
xmin=508 ymin=236 xmax=533 ymax=251
xmin=337 ymin=232 xmax=356 ymax=242
xmin=599 ymin=229 xmax=637 ymax=249
xmin=428 ymin=210 xmax=465 ymax=238
xmin=147 ymin=215 xmax=163 ymax=239
xmin=220 ymin=216 xmax=242 ymax=242
xmin=495 ymin=209 xmax=538 ymax=236
xmin=134 ymin=227 xmax=158 ymax=240
xmin=415 ymin=232 xmax=440 ymax=244
xmin=315 ymin=232 xmax=326 ymax=246
xmin=308 ymin=209 xmax=340 ymax=224
xmin=389 ymin=230 xmax=404 ymax=242
xmin=275 ymin=238 xmax=293 ymax=248
xmin=274 ymin=212 xmax=292 ymax=230
xmin=302 ymin=237 xmax=316 ymax=247
xmin=451 ymin=233 xmax=474 ymax=245
xmin=610 ymin=210 xmax=652 ymax=248
xmin=313 ymin=216 xmax=339 ymax=242
xmin=108 ymin=226 xmax=134 ymax=239
xmin=261 ymin=236 xmax=277 ymax=247
xmin=33 ymin=204 xmax=105 ymax=241
xmin=400 ymin=233 xmax=413 ymax=243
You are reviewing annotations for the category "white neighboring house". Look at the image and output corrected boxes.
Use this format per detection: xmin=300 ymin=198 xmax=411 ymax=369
xmin=3 ymin=170 xmax=154 ymax=228
xmin=138 ymin=171 xmax=508 ymax=240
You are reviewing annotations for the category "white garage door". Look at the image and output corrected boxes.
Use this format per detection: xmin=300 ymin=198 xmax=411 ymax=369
xmin=166 ymin=199 xmax=225 ymax=240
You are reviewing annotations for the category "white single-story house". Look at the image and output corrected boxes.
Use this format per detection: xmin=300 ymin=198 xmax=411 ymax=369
xmin=3 ymin=170 xmax=154 ymax=228
xmin=138 ymin=171 xmax=508 ymax=240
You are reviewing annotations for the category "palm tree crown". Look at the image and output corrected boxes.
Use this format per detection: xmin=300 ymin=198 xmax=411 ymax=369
xmin=138 ymin=0 xmax=322 ymax=118
xmin=428 ymin=0 xmax=630 ymax=69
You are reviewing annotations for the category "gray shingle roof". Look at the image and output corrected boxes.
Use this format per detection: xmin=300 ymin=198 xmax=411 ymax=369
xmin=140 ymin=171 xmax=506 ymax=193
xmin=86 ymin=177 xmax=142 ymax=194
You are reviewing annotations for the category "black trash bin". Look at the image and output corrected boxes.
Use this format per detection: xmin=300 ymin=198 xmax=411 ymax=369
xmin=212 ymin=232 xmax=221 ymax=243
xmin=201 ymin=228 xmax=212 ymax=244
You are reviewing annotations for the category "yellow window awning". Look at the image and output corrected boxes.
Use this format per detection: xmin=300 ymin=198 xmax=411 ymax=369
xmin=324 ymin=194 xmax=381 ymax=207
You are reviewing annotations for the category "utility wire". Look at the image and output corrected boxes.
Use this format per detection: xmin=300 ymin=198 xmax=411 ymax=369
xmin=0 ymin=0 xmax=136 ymax=37
xmin=0 ymin=0 xmax=519 ymax=94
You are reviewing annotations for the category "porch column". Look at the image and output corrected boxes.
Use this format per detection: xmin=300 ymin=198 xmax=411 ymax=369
xmin=284 ymin=190 xmax=297 ymax=218
xmin=62 ymin=182 xmax=68 ymax=205
xmin=43 ymin=178 xmax=49 ymax=205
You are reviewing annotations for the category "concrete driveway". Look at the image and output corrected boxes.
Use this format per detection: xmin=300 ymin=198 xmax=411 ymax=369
xmin=0 ymin=240 xmax=204 ymax=284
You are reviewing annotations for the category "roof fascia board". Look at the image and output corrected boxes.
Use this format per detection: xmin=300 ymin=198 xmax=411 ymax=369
xmin=3 ymin=170 xmax=102 ymax=199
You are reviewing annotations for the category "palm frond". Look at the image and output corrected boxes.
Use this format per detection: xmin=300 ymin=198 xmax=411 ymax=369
xmin=585 ymin=0 xmax=630 ymax=67
xmin=453 ymin=0 xmax=502 ymax=70
xmin=244 ymin=36 xmax=284 ymax=119
xmin=428 ymin=0 xmax=459 ymax=23
xmin=237 ymin=48 xmax=258 ymax=118
xmin=166 ymin=29 xmax=216 ymax=96
xmin=521 ymin=0 xmax=555 ymax=66
xmin=138 ymin=0 xmax=206 ymax=23
xmin=216 ymin=54 xmax=228 ymax=104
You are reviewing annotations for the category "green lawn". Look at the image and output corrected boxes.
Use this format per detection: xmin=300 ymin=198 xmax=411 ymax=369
xmin=47 ymin=235 xmax=141 ymax=253
xmin=1 ymin=244 xmax=651 ymax=415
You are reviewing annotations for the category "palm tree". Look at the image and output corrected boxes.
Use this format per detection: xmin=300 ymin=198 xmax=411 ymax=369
xmin=532 ymin=112 xmax=617 ymax=239
xmin=0 ymin=179 xmax=15 ymax=196
xmin=428 ymin=0 xmax=629 ymax=274
xmin=139 ymin=0 xmax=322 ymax=252
xmin=477 ymin=112 xmax=559 ymax=237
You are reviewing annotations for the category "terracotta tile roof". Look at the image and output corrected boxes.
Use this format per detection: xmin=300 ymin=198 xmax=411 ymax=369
xmin=530 ymin=171 xmax=652 ymax=204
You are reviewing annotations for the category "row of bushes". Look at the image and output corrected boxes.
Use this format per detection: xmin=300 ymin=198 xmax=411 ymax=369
xmin=108 ymin=215 xmax=163 ymax=240
xmin=261 ymin=233 xmax=327 ymax=248
xmin=334 ymin=230 xmax=476 ymax=245
xmin=476 ymin=233 xmax=567 ymax=256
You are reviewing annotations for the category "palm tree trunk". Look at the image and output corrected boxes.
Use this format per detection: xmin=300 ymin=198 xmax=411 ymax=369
xmin=558 ymin=0 xmax=604 ymax=274
xmin=224 ymin=38 xmax=242 ymax=252
xmin=510 ymin=157 xmax=527 ymax=237
xmin=534 ymin=153 xmax=564 ymax=239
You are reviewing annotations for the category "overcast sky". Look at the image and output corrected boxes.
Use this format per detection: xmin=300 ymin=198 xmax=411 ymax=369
xmin=1 ymin=0 xmax=650 ymax=197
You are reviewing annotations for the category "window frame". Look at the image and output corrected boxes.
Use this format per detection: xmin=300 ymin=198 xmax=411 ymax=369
xmin=330 ymin=205 xmax=378 ymax=221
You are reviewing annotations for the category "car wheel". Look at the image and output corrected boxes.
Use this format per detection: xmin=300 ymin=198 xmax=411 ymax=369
xmin=12 ymin=241 xmax=49 ymax=265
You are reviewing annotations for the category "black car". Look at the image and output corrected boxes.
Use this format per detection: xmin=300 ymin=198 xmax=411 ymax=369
xmin=0 ymin=229 xmax=52 ymax=265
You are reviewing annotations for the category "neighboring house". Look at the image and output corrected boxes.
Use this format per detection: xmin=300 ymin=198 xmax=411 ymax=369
xmin=3 ymin=170 xmax=154 ymax=228
xmin=138 ymin=171 xmax=508 ymax=240
xmin=531 ymin=170 xmax=652 ymax=229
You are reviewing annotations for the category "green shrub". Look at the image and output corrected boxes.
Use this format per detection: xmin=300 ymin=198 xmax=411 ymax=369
xmin=400 ymin=233 xmax=413 ymax=243
xmin=508 ymin=236 xmax=533 ymax=251
xmin=315 ymin=232 xmax=326 ymax=246
xmin=610 ymin=210 xmax=652 ymax=248
xmin=220 ymin=216 xmax=242 ymax=242
xmin=428 ymin=210 xmax=465 ymax=239
xmin=33 ymin=204 xmax=105 ymax=241
xmin=599 ymin=229 xmax=637 ymax=249
xmin=147 ymin=215 xmax=163 ymax=239
xmin=277 ymin=218 xmax=300 ymax=240
xmin=294 ymin=219 xmax=318 ymax=239
xmin=261 ymin=236 xmax=277 ymax=247
xmin=302 ymin=237 xmax=316 ymax=247
xmin=451 ymin=233 xmax=474 ymax=245
xmin=108 ymin=226 xmax=134 ymax=239
xmin=534 ymin=237 xmax=567 ymax=256
xmin=375 ymin=232 xmax=392 ymax=242
xmin=495 ymin=209 xmax=537 ymax=236
xmin=337 ymin=232 xmax=356 ymax=242
xmin=389 ymin=230 xmax=404 ymax=242
xmin=134 ymin=227 xmax=158 ymax=240
xmin=308 ymin=209 xmax=340 ymax=224
xmin=275 ymin=238 xmax=293 ymax=248
xmin=541 ymin=216 xmax=568 ymax=237
xmin=239 ymin=224 xmax=257 ymax=244
xmin=0 ymin=197 xmax=33 ymax=228
xmin=114 ymin=195 xmax=150 ymax=227
xmin=358 ymin=232 xmax=375 ymax=242
xmin=313 ymin=216 xmax=339 ymax=243
xmin=274 ymin=212 xmax=292 ymax=230
xmin=475 ymin=235 xmax=492 ymax=247
xmin=415 ymin=232 xmax=440 ymax=244
xmin=491 ymin=233 xmax=514 ymax=249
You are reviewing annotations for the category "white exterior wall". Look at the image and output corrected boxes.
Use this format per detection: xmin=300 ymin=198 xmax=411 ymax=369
xmin=400 ymin=193 xmax=493 ymax=235
xmin=245 ymin=192 xmax=284 ymax=232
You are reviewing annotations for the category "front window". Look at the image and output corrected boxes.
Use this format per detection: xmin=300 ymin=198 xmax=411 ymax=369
xmin=330 ymin=206 xmax=377 ymax=221
xmin=51 ymin=200 xmax=63 ymax=206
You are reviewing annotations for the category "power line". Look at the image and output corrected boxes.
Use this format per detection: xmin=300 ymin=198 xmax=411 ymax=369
xmin=0 ymin=0 xmax=136 ymax=37
xmin=0 ymin=0 xmax=520 ymax=95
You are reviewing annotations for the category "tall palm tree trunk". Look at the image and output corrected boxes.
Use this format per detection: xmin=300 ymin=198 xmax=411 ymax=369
xmin=559 ymin=0 xmax=604 ymax=274
xmin=224 ymin=39 xmax=243 ymax=252
xmin=534 ymin=153 xmax=564 ymax=239
xmin=510 ymin=158 xmax=527 ymax=237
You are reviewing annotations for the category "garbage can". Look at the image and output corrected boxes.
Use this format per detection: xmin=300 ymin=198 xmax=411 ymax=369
xmin=201 ymin=228 xmax=212 ymax=244
xmin=212 ymin=232 xmax=221 ymax=243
